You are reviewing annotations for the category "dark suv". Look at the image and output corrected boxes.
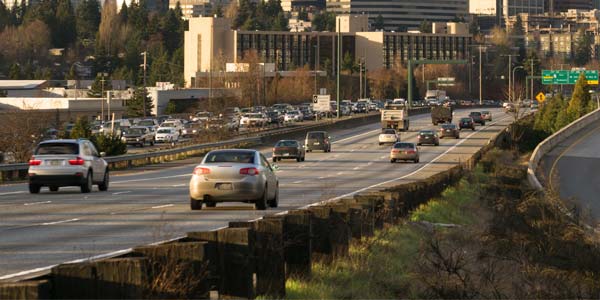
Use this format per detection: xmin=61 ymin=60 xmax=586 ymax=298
xmin=468 ymin=111 xmax=485 ymax=125
xmin=305 ymin=131 xmax=331 ymax=152
xmin=459 ymin=117 xmax=475 ymax=130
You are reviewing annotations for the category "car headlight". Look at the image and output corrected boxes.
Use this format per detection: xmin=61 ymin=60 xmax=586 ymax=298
xmin=121 ymin=137 xmax=126 ymax=142
xmin=136 ymin=138 xmax=140 ymax=141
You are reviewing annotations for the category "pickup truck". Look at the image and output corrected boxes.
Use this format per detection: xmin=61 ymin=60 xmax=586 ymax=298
xmin=122 ymin=126 xmax=155 ymax=147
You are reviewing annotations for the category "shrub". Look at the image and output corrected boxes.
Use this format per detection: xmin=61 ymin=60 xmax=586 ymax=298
xmin=90 ymin=134 xmax=127 ymax=156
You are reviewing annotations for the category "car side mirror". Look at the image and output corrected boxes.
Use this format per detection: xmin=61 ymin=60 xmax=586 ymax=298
xmin=100 ymin=152 xmax=106 ymax=157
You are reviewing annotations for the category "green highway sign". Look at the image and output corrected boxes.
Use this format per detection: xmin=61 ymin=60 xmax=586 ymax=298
xmin=542 ymin=70 xmax=599 ymax=85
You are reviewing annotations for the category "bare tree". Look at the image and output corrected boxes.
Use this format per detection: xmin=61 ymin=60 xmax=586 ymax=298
xmin=0 ymin=110 xmax=54 ymax=163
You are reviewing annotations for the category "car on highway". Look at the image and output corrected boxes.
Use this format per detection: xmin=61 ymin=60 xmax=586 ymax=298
xmin=182 ymin=122 xmax=203 ymax=138
xmin=136 ymin=119 xmax=160 ymax=132
xmin=305 ymin=131 xmax=331 ymax=152
xmin=378 ymin=128 xmax=400 ymax=145
xmin=459 ymin=117 xmax=475 ymax=130
xmin=240 ymin=113 xmax=268 ymax=128
xmin=28 ymin=139 xmax=109 ymax=194
xmin=438 ymin=123 xmax=460 ymax=139
xmin=390 ymin=142 xmax=419 ymax=163
xmin=468 ymin=111 xmax=486 ymax=125
xmin=284 ymin=110 xmax=303 ymax=122
xmin=191 ymin=111 xmax=213 ymax=123
xmin=121 ymin=126 xmax=155 ymax=147
xmin=189 ymin=149 xmax=279 ymax=210
xmin=481 ymin=110 xmax=492 ymax=121
xmin=266 ymin=111 xmax=284 ymax=125
xmin=417 ymin=130 xmax=439 ymax=146
xmin=155 ymin=127 xmax=180 ymax=143
xmin=272 ymin=140 xmax=306 ymax=162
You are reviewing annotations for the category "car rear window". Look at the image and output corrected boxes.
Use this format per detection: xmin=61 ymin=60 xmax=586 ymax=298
xmin=461 ymin=118 xmax=472 ymax=122
xmin=157 ymin=128 xmax=172 ymax=133
xmin=128 ymin=128 xmax=145 ymax=135
xmin=276 ymin=141 xmax=298 ymax=147
xmin=307 ymin=132 xmax=325 ymax=139
xmin=383 ymin=129 xmax=396 ymax=134
xmin=394 ymin=143 xmax=414 ymax=149
xmin=36 ymin=143 xmax=79 ymax=155
xmin=470 ymin=112 xmax=482 ymax=116
xmin=441 ymin=124 xmax=456 ymax=129
xmin=482 ymin=111 xmax=490 ymax=114
xmin=204 ymin=151 xmax=255 ymax=164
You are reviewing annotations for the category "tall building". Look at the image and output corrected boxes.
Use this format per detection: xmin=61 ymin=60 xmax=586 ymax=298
xmin=550 ymin=0 xmax=592 ymax=12
xmin=280 ymin=0 xmax=325 ymax=12
xmin=502 ymin=0 xmax=545 ymax=16
xmin=325 ymin=0 xmax=469 ymax=31
xmin=184 ymin=16 xmax=472 ymax=88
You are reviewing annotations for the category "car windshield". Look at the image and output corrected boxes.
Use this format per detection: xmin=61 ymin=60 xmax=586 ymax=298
xmin=441 ymin=124 xmax=456 ymax=129
xmin=161 ymin=123 xmax=175 ymax=127
xmin=157 ymin=129 xmax=172 ymax=133
xmin=394 ymin=143 xmax=414 ymax=149
xmin=204 ymin=151 xmax=255 ymax=163
xmin=382 ymin=129 xmax=396 ymax=134
xmin=36 ymin=143 xmax=79 ymax=155
xmin=276 ymin=141 xmax=298 ymax=147
xmin=461 ymin=118 xmax=472 ymax=122
xmin=127 ymin=128 xmax=145 ymax=135
xmin=196 ymin=112 xmax=211 ymax=117
xmin=138 ymin=120 xmax=154 ymax=126
xmin=482 ymin=111 xmax=490 ymax=114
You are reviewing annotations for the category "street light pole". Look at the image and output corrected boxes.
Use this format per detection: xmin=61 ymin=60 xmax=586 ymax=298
xmin=314 ymin=44 xmax=318 ymax=95
xmin=140 ymin=51 xmax=147 ymax=117
xmin=512 ymin=65 xmax=524 ymax=102
xmin=501 ymin=54 xmax=519 ymax=102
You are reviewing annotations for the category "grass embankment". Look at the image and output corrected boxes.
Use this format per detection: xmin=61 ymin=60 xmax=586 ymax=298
xmin=287 ymin=148 xmax=600 ymax=299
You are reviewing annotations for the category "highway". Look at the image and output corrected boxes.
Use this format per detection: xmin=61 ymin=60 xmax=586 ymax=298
xmin=0 ymin=107 xmax=512 ymax=280
xmin=539 ymin=118 xmax=600 ymax=220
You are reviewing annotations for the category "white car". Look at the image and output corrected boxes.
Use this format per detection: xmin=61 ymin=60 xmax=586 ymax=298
xmin=155 ymin=127 xmax=180 ymax=143
xmin=160 ymin=119 xmax=184 ymax=132
xmin=379 ymin=128 xmax=400 ymax=145
xmin=192 ymin=111 xmax=213 ymax=123
xmin=240 ymin=113 xmax=267 ymax=127
xmin=284 ymin=110 xmax=303 ymax=122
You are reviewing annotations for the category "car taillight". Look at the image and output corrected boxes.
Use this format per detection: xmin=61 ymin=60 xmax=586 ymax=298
xmin=391 ymin=149 xmax=400 ymax=153
xmin=68 ymin=157 xmax=85 ymax=165
xmin=28 ymin=157 xmax=41 ymax=166
xmin=240 ymin=167 xmax=259 ymax=176
xmin=193 ymin=167 xmax=211 ymax=175
xmin=407 ymin=150 xmax=416 ymax=154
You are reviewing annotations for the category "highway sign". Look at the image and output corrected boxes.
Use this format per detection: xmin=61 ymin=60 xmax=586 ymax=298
xmin=437 ymin=77 xmax=455 ymax=87
xmin=312 ymin=94 xmax=331 ymax=112
xmin=535 ymin=92 xmax=546 ymax=103
xmin=542 ymin=70 xmax=599 ymax=85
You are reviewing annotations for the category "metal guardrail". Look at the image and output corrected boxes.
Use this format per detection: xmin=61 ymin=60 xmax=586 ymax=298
xmin=527 ymin=108 xmax=600 ymax=190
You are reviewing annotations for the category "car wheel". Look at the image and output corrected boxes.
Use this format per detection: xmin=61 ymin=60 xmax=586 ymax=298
xmin=435 ymin=142 xmax=439 ymax=146
xmin=378 ymin=142 xmax=382 ymax=146
xmin=190 ymin=198 xmax=203 ymax=210
xmin=29 ymin=183 xmax=41 ymax=194
xmin=417 ymin=143 xmax=421 ymax=146
xmin=140 ymin=140 xmax=145 ymax=148
xmin=272 ymin=157 xmax=277 ymax=163
xmin=416 ymin=157 xmax=420 ymax=163
xmin=296 ymin=157 xmax=301 ymax=162
xmin=81 ymin=171 xmax=92 ymax=193
xmin=49 ymin=186 xmax=59 ymax=192
xmin=255 ymin=186 xmax=268 ymax=210
xmin=456 ymin=135 xmax=460 ymax=139
xmin=301 ymin=156 xmax=305 ymax=162
xmin=268 ymin=186 xmax=279 ymax=208
xmin=472 ymin=127 xmax=475 ymax=131
xmin=390 ymin=159 xmax=396 ymax=163
xmin=205 ymin=202 xmax=217 ymax=208
xmin=98 ymin=169 xmax=109 ymax=191
xmin=150 ymin=139 xmax=155 ymax=146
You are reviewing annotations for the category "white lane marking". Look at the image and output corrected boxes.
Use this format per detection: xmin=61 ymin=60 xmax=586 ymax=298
xmin=24 ymin=201 xmax=51 ymax=206
xmin=0 ymin=191 xmax=26 ymax=196
xmin=333 ymin=129 xmax=380 ymax=144
xmin=112 ymin=174 xmax=189 ymax=184
xmin=353 ymin=166 xmax=361 ymax=170
xmin=112 ymin=191 xmax=131 ymax=195
xmin=41 ymin=218 xmax=79 ymax=226
xmin=302 ymin=115 xmax=510 ymax=208
xmin=337 ymin=172 xmax=344 ymax=175
xmin=380 ymin=155 xmax=387 ymax=159
xmin=318 ymin=176 xmax=325 ymax=179
xmin=152 ymin=204 xmax=174 ymax=209
xmin=292 ymin=180 xmax=304 ymax=184
xmin=171 ymin=184 xmax=186 ymax=187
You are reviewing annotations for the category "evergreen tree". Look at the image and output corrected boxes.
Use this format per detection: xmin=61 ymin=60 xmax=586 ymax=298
xmin=70 ymin=117 xmax=91 ymax=139
xmin=118 ymin=1 xmax=128 ymax=23
xmin=75 ymin=0 xmax=100 ymax=41
xmin=510 ymin=15 xmax=526 ymax=63
xmin=55 ymin=0 xmax=76 ymax=47
xmin=574 ymin=29 xmax=592 ymax=66
xmin=160 ymin=8 xmax=181 ymax=54
xmin=88 ymin=73 xmax=112 ymax=97
xmin=373 ymin=14 xmax=384 ymax=31
xmin=0 ymin=1 xmax=11 ymax=31
xmin=148 ymin=49 xmax=168 ymax=85
xmin=127 ymin=87 xmax=153 ymax=117
xmin=567 ymin=73 xmax=591 ymax=120
xmin=211 ymin=2 xmax=222 ymax=17
xmin=469 ymin=16 xmax=480 ymax=36
xmin=342 ymin=52 xmax=357 ymax=74
xmin=419 ymin=20 xmax=431 ymax=33
xmin=8 ymin=63 xmax=21 ymax=79
xmin=312 ymin=11 xmax=335 ymax=31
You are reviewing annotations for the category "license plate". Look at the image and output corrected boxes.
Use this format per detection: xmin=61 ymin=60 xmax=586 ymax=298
xmin=216 ymin=183 xmax=232 ymax=190
xmin=314 ymin=142 xmax=320 ymax=145
xmin=446 ymin=130 xmax=451 ymax=132
xmin=49 ymin=160 xmax=62 ymax=166
xmin=284 ymin=153 xmax=290 ymax=156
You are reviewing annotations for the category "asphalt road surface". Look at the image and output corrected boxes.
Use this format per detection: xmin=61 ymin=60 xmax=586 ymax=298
xmin=0 ymin=107 xmax=512 ymax=280
xmin=539 ymin=118 xmax=600 ymax=221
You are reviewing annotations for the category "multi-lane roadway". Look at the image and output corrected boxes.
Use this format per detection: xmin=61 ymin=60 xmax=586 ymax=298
xmin=0 ymin=107 xmax=513 ymax=280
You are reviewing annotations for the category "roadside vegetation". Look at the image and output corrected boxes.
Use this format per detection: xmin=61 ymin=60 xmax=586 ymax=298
xmin=287 ymin=145 xmax=600 ymax=298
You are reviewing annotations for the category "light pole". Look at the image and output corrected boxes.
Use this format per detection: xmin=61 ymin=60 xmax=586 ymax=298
xmin=314 ymin=44 xmax=318 ymax=95
xmin=501 ymin=54 xmax=519 ymax=102
xmin=512 ymin=65 xmax=524 ymax=103
xmin=140 ymin=51 xmax=148 ymax=117
xmin=98 ymin=72 xmax=108 ymax=121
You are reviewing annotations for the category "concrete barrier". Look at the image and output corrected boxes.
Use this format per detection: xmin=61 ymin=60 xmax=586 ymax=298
xmin=527 ymin=109 xmax=600 ymax=190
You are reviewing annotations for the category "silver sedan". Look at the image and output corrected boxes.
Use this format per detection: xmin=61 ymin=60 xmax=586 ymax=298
xmin=189 ymin=149 xmax=279 ymax=210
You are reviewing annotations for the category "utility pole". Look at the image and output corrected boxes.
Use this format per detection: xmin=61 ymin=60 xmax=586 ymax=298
xmin=501 ymin=54 xmax=519 ymax=102
xmin=359 ymin=60 xmax=363 ymax=99
xmin=140 ymin=51 xmax=147 ymax=117
xmin=314 ymin=44 xmax=318 ymax=95
xmin=336 ymin=18 xmax=341 ymax=119
xmin=479 ymin=46 xmax=483 ymax=105
xmin=99 ymin=73 xmax=106 ymax=121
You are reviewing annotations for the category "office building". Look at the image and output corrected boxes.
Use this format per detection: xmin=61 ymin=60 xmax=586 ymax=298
xmin=502 ymin=0 xmax=545 ymax=16
xmin=184 ymin=16 xmax=472 ymax=87
xmin=325 ymin=0 xmax=469 ymax=31
xmin=548 ymin=0 xmax=592 ymax=12
xmin=280 ymin=0 xmax=324 ymax=12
